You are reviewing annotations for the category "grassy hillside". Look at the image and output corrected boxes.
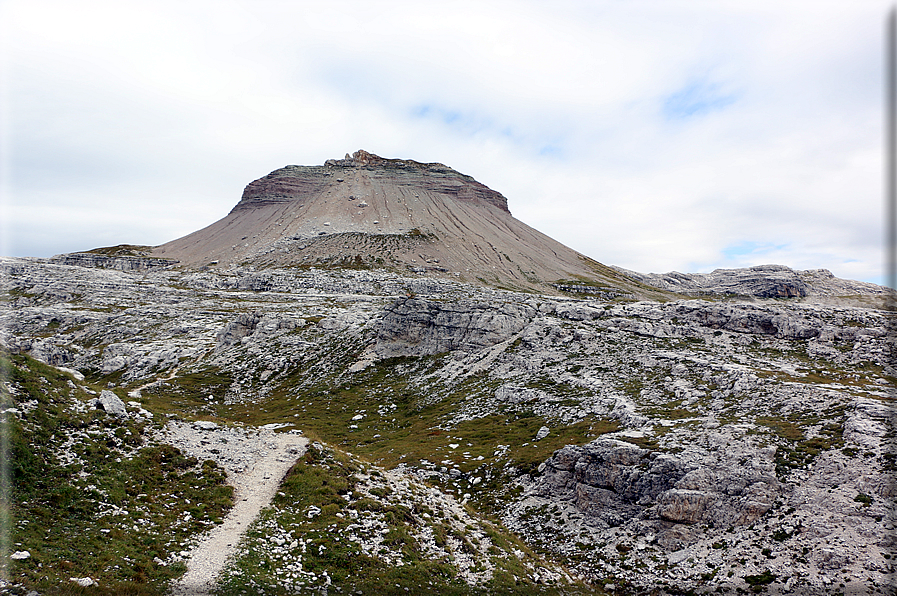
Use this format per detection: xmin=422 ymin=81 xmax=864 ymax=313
xmin=2 ymin=353 xmax=232 ymax=595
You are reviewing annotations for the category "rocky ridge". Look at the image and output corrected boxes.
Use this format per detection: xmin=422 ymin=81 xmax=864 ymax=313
xmin=615 ymin=264 xmax=889 ymax=303
xmin=49 ymin=253 xmax=179 ymax=272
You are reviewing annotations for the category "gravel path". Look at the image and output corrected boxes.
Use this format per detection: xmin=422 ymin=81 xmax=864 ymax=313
xmin=159 ymin=422 xmax=308 ymax=596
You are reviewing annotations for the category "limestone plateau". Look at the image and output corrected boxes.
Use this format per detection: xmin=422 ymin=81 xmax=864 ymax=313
xmin=1 ymin=151 xmax=895 ymax=595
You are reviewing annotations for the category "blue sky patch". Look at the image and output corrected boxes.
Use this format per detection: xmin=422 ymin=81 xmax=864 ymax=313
xmin=412 ymin=104 xmax=486 ymax=131
xmin=663 ymin=80 xmax=737 ymax=119
xmin=720 ymin=241 xmax=787 ymax=260
xmin=412 ymin=104 xmax=565 ymax=159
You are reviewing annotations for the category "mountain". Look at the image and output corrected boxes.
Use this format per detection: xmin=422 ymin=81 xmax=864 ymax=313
xmin=150 ymin=150 xmax=668 ymax=298
xmin=2 ymin=152 xmax=893 ymax=595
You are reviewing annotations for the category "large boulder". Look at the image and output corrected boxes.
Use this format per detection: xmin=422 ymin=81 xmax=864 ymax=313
xmin=97 ymin=390 xmax=128 ymax=418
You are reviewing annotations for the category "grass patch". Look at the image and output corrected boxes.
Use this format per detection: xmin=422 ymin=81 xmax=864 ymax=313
xmin=615 ymin=435 xmax=660 ymax=450
xmin=757 ymin=414 xmax=845 ymax=478
xmin=3 ymin=352 xmax=234 ymax=595
xmin=644 ymin=401 xmax=699 ymax=420
xmin=222 ymin=356 xmax=614 ymax=505
xmin=140 ymin=367 xmax=233 ymax=419
xmin=84 ymin=244 xmax=153 ymax=257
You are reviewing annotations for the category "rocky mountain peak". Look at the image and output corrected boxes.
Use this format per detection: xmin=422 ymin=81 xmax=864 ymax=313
xmin=336 ymin=149 xmax=385 ymax=166
xmin=234 ymin=149 xmax=509 ymax=214
xmin=45 ymin=149 xmax=888 ymax=303
xmin=152 ymin=151 xmax=657 ymax=295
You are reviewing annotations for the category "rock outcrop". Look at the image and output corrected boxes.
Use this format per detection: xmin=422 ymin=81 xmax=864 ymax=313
xmin=534 ymin=438 xmax=779 ymax=537
xmin=373 ymin=296 xmax=536 ymax=357
xmin=216 ymin=312 xmax=262 ymax=351
xmin=49 ymin=252 xmax=178 ymax=271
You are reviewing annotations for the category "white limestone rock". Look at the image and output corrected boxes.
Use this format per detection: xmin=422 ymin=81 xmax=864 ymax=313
xmin=97 ymin=390 xmax=128 ymax=418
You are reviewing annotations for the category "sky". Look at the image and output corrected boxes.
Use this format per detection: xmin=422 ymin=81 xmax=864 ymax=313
xmin=0 ymin=0 xmax=891 ymax=284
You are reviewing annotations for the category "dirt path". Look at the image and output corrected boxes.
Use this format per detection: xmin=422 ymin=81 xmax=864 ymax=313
xmin=162 ymin=423 xmax=308 ymax=595
xmin=128 ymin=367 xmax=182 ymax=398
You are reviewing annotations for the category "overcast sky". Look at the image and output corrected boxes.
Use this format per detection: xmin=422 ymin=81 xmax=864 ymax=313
xmin=1 ymin=0 xmax=890 ymax=284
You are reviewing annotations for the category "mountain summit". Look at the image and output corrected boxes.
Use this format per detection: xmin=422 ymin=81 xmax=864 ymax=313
xmin=152 ymin=150 xmax=653 ymax=295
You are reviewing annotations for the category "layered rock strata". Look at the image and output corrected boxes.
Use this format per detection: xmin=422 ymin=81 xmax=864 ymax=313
xmin=49 ymin=252 xmax=178 ymax=271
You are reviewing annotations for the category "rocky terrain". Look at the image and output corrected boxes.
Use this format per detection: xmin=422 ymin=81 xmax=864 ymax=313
xmin=1 ymin=152 xmax=894 ymax=595
xmin=2 ymin=254 xmax=893 ymax=595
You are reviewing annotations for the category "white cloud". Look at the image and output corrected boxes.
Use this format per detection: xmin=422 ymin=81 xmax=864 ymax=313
xmin=1 ymin=0 xmax=889 ymax=284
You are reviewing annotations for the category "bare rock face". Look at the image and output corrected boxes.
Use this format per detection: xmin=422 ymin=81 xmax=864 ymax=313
xmin=669 ymin=301 xmax=822 ymax=339
xmin=374 ymin=296 xmax=536 ymax=358
xmin=234 ymin=166 xmax=331 ymax=211
xmin=216 ymin=312 xmax=262 ymax=351
xmin=235 ymin=149 xmax=509 ymax=213
xmin=536 ymin=438 xmax=779 ymax=542
xmin=49 ymin=253 xmax=178 ymax=271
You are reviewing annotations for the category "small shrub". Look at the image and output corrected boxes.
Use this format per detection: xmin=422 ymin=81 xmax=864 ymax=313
xmin=854 ymin=493 xmax=873 ymax=506
xmin=744 ymin=569 xmax=777 ymax=589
